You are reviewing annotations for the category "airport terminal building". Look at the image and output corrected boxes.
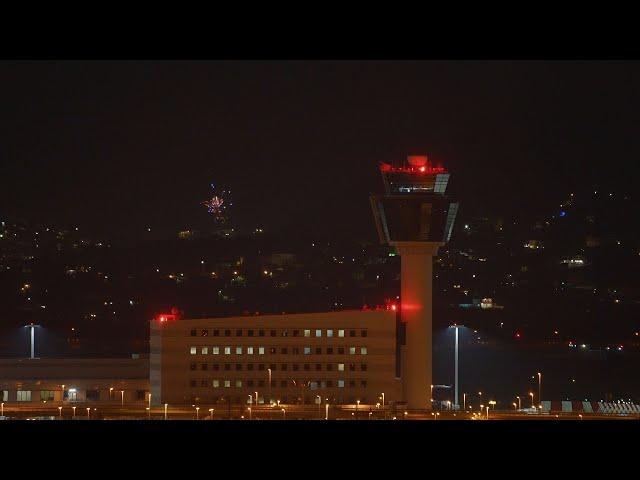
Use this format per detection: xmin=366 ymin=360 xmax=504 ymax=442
xmin=151 ymin=309 xmax=402 ymax=406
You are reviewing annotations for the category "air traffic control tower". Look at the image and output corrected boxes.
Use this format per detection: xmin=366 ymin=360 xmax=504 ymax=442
xmin=370 ymin=155 xmax=458 ymax=410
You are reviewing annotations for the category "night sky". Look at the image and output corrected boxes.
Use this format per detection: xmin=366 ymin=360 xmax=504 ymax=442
xmin=2 ymin=61 xmax=640 ymax=243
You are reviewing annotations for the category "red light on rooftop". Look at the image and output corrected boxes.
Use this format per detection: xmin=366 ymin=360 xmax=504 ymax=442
xmin=419 ymin=166 xmax=426 ymax=172
xmin=156 ymin=312 xmax=178 ymax=323
xmin=515 ymin=332 xmax=521 ymax=338
xmin=391 ymin=304 xmax=397 ymax=311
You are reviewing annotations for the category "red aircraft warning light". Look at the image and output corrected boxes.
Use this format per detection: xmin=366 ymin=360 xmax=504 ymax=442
xmin=156 ymin=307 xmax=181 ymax=323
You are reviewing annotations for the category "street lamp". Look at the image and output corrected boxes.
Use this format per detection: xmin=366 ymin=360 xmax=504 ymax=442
xmin=209 ymin=408 xmax=214 ymax=420
xmin=120 ymin=390 xmax=124 ymax=406
xmin=1 ymin=402 xmax=4 ymax=417
xmin=25 ymin=323 xmax=40 ymax=359
xmin=86 ymin=407 xmax=90 ymax=419
xmin=281 ymin=408 xmax=286 ymax=420
xmin=356 ymin=400 xmax=360 ymax=420
xmin=72 ymin=406 xmax=76 ymax=418
xmin=109 ymin=387 xmax=113 ymax=400
xmin=485 ymin=405 xmax=489 ymax=420
xmin=430 ymin=384 xmax=434 ymax=408
xmin=537 ymin=372 xmax=542 ymax=407
xmin=316 ymin=395 xmax=321 ymax=418
xmin=325 ymin=400 xmax=329 ymax=420
xmin=146 ymin=407 xmax=150 ymax=420
xmin=478 ymin=391 xmax=482 ymax=412
xmin=61 ymin=384 xmax=65 ymax=402
xmin=449 ymin=324 xmax=462 ymax=409
xmin=195 ymin=406 xmax=200 ymax=420
xmin=254 ymin=391 xmax=258 ymax=406
xmin=516 ymin=396 xmax=521 ymax=410
xmin=463 ymin=393 xmax=466 ymax=411
xmin=268 ymin=368 xmax=272 ymax=403
xmin=529 ymin=391 xmax=534 ymax=408
xmin=248 ymin=407 xmax=252 ymax=420
xmin=513 ymin=402 xmax=517 ymax=411
xmin=164 ymin=403 xmax=168 ymax=420
xmin=58 ymin=406 xmax=62 ymax=418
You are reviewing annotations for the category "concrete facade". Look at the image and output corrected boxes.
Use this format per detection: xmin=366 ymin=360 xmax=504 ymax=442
xmin=151 ymin=309 xmax=401 ymax=406
xmin=0 ymin=357 xmax=149 ymax=404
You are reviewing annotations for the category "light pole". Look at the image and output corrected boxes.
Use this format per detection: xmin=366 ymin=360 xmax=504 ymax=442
xmin=268 ymin=368 xmax=272 ymax=403
xmin=281 ymin=408 xmax=286 ymax=420
xmin=25 ymin=323 xmax=40 ymax=359
xmin=463 ymin=393 xmax=466 ymax=411
xmin=1 ymin=402 xmax=4 ymax=417
xmin=109 ymin=387 xmax=113 ymax=400
xmin=356 ymin=400 xmax=360 ymax=420
xmin=381 ymin=392 xmax=385 ymax=419
xmin=209 ymin=408 xmax=214 ymax=420
xmin=254 ymin=391 xmax=258 ymax=406
xmin=486 ymin=405 xmax=489 ymax=420
xmin=164 ymin=403 xmax=168 ymax=420
xmin=58 ymin=406 xmax=62 ymax=418
xmin=62 ymin=384 xmax=65 ymax=402
xmin=529 ymin=391 xmax=534 ymax=408
xmin=120 ymin=390 xmax=124 ymax=406
xmin=248 ymin=407 xmax=252 ymax=420
xmin=146 ymin=407 xmax=150 ymax=420
xmin=478 ymin=391 xmax=482 ymax=412
xmin=537 ymin=372 xmax=542 ymax=407
xmin=430 ymin=384 xmax=434 ymax=409
xmin=195 ymin=406 xmax=200 ymax=420
xmin=516 ymin=396 xmax=521 ymax=410
xmin=450 ymin=324 xmax=461 ymax=409
xmin=316 ymin=395 xmax=321 ymax=418
xmin=325 ymin=401 xmax=329 ymax=420
xmin=72 ymin=406 xmax=76 ymax=419
xmin=86 ymin=407 xmax=90 ymax=419
xmin=512 ymin=402 xmax=517 ymax=411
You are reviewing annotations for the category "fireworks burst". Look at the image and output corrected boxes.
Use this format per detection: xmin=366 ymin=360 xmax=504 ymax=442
xmin=203 ymin=184 xmax=231 ymax=223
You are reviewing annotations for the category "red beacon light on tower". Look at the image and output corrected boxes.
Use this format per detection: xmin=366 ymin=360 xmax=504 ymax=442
xmin=156 ymin=307 xmax=181 ymax=323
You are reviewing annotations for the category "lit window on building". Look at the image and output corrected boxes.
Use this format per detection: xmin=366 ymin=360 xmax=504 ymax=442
xmin=247 ymin=347 xmax=254 ymax=355
xmin=338 ymin=330 xmax=345 ymax=337
xmin=258 ymin=347 xmax=265 ymax=355
xmin=360 ymin=347 xmax=368 ymax=355
xmin=327 ymin=329 xmax=334 ymax=337
xmin=212 ymin=347 xmax=219 ymax=355
xmin=304 ymin=329 xmax=311 ymax=337
xmin=338 ymin=380 xmax=344 ymax=388
xmin=349 ymin=347 xmax=356 ymax=355
xmin=315 ymin=329 xmax=322 ymax=337
xmin=304 ymin=347 xmax=311 ymax=355
xmin=213 ymin=380 xmax=220 ymax=388
xmin=190 ymin=347 xmax=197 ymax=355
xmin=236 ymin=380 xmax=242 ymax=388
xmin=201 ymin=347 xmax=208 ymax=355
xmin=224 ymin=347 xmax=231 ymax=355
xmin=224 ymin=380 xmax=231 ymax=388
xmin=338 ymin=363 xmax=345 ymax=371
xmin=40 ymin=390 xmax=55 ymax=401
xmin=236 ymin=347 xmax=242 ymax=355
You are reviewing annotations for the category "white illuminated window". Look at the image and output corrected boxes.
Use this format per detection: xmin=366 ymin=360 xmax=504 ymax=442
xmin=247 ymin=347 xmax=254 ymax=355
xmin=17 ymin=390 xmax=32 ymax=402
xmin=224 ymin=347 xmax=231 ymax=355
xmin=327 ymin=329 xmax=334 ymax=337
xmin=304 ymin=329 xmax=311 ymax=337
xmin=361 ymin=347 xmax=368 ymax=355
xmin=212 ymin=347 xmax=219 ymax=355
xmin=349 ymin=347 xmax=356 ymax=355
xmin=213 ymin=380 xmax=220 ymax=388
xmin=338 ymin=363 xmax=344 ymax=371
xmin=190 ymin=347 xmax=197 ymax=355
xmin=258 ymin=347 xmax=265 ymax=355
xmin=236 ymin=380 xmax=242 ymax=388
xmin=338 ymin=329 xmax=345 ymax=337
xmin=201 ymin=347 xmax=208 ymax=355
xmin=304 ymin=347 xmax=311 ymax=355
xmin=315 ymin=329 xmax=322 ymax=337
xmin=236 ymin=347 xmax=242 ymax=355
xmin=337 ymin=380 xmax=344 ymax=388
xmin=224 ymin=380 xmax=231 ymax=388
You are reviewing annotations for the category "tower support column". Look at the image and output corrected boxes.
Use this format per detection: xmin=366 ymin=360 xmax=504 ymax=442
xmin=394 ymin=242 xmax=442 ymax=411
